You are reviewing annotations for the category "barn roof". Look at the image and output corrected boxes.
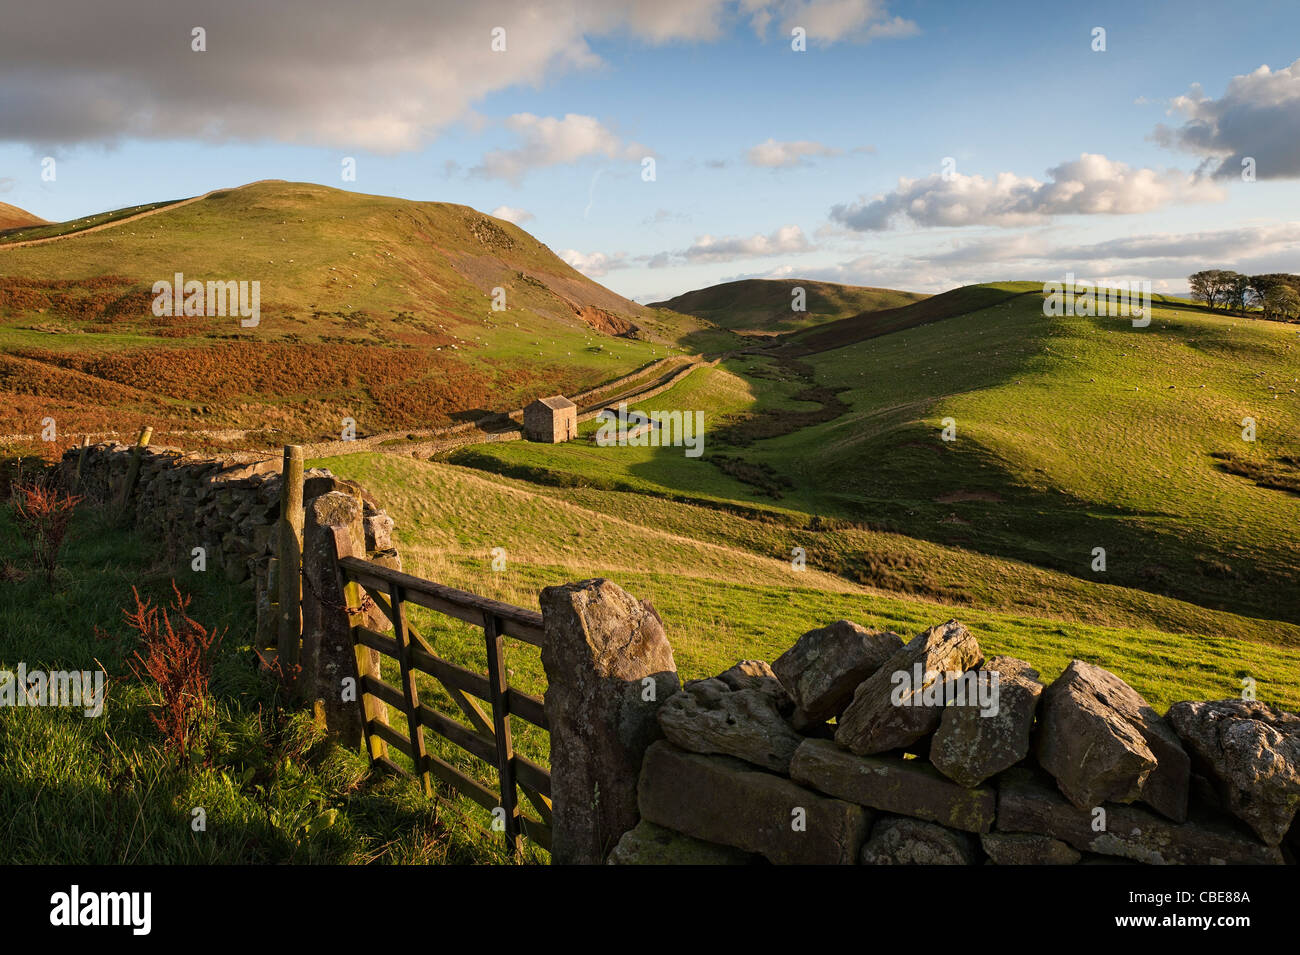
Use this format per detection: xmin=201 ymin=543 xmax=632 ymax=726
xmin=529 ymin=395 xmax=576 ymax=411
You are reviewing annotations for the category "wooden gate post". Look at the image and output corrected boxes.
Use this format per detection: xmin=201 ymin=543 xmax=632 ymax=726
xmin=278 ymin=445 xmax=305 ymax=680
xmin=72 ymin=436 xmax=90 ymax=491
xmin=117 ymin=425 xmax=152 ymax=518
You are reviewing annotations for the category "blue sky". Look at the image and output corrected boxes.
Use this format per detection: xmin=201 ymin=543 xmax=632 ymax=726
xmin=3 ymin=0 xmax=1299 ymax=300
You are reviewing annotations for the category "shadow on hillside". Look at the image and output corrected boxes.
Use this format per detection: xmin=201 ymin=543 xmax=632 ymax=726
xmin=623 ymin=300 xmax=1300 ymax=631
xmin=808 ymin=429 xmax=1300 ymax=632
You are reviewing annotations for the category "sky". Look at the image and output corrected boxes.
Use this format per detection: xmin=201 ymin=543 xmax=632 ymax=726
xmin=2 ymin=0 xmax=1299 ymax=302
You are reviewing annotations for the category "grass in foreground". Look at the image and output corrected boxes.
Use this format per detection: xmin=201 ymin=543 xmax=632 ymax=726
xmin=0 ymin=497 xmax=535 ymax=864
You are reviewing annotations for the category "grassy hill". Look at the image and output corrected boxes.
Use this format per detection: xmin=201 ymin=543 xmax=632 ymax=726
xmin=0 ymin=202 xmax=47 ymax=232
xmin=0 ymin=181 xmax=712 ymax=445
xmin=651 ymin=278 xmax=926 ymax=336
xmin=425 ymin=281 xmax=1300 ymax=713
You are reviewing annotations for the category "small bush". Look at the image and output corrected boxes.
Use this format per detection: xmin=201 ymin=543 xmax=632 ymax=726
xmin=126 ymin=582 xmax=225 ymax=763
xmin=8 ymin=474 xmax=82 ymax=584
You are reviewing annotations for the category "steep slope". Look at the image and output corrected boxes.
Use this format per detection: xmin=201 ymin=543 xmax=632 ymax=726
xmin=0 ymin=181 xmax=698 ymax=442
xmin=651 ymin=278 xmax=925 ymax=335
xmin=0 ymin=201 xmax=47 ymax=232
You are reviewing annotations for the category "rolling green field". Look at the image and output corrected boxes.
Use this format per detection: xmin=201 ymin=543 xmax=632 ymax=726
xmin=4 ymin=235 xmax=1297 ymax=863
xmin=318 ymin=281 xmax=1300 ymax=758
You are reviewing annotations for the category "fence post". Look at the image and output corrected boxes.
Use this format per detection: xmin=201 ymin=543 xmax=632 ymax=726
xmin=72 ymin=436 xmax=90 ymax=491
xmin=117 ymin=425 xmax=152 ymax=518
xmin=539 ymin=578 xmax=680 ymax=864
xmin=278 ymin=445 xmax=304 ymax=680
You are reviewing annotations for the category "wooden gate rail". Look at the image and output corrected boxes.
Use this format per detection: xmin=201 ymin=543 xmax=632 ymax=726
xmin=338 ymin=556 xmax=552 ymax=854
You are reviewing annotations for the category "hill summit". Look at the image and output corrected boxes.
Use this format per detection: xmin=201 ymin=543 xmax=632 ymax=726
xmin=0 ymin=201 xmax=47 ymax=231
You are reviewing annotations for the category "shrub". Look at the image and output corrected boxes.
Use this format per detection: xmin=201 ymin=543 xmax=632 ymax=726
xmin=8 ymin=475 xmax=82 ymax=584
xmin=126 ymin=582 xmax=225 ymax=763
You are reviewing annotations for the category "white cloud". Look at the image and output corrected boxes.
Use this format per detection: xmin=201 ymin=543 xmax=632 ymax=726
xmin=0 ymin=0 xmax=915 ymax=151
xmin=1153 ymin=58 xmax=1300 ymax=179
xmin=489 ymin=205 xmax=534 ymax=225
xmin=474 ymin=113 xmax=646 ymax=182
xmin=747 ymin=138 xmax=842 ymax=167
xmin=763 ymin=0 xmax=919 ymax=43
xmin=829 ymin=154 xmax=1224 ymax=230
xmin=681 ymin=224 xmax=814 ymax=263
xmin=560 ymin=249 xmax=629 ymax=277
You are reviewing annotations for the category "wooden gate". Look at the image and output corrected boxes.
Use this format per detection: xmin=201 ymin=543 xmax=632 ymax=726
xmin=337 ymin=556 xmax=552 ymax=854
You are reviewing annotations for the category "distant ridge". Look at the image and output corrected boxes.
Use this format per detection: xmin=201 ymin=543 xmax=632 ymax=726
xmin=651 ymin=278 xmax=927 ymax=334
xmin=0 ymin=201 xmax=47 ymax=231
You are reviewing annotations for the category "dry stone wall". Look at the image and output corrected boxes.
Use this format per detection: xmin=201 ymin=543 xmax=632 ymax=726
xmin=60 ymin=442 xmax=401 ymax=652
xmin=609 ymin=616 xmax=1300 ymax=866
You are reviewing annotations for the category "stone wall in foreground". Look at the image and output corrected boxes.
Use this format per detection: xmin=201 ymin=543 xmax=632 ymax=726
xmin=538 ymin=581 xmax=1299 ymax=866
xmin=59 ymin=442 xmax=400 ymax=653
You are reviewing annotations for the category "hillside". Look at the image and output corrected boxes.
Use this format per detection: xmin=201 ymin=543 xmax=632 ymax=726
xmin=437 ymin=281 xmax=1300 ymax=696
xmin=0 ymin=201 xmax=47 ymax=232
xmin=0 ymin=181 xmax=709 ymax=445
xmin=651 ymin=278 xmax=925 ymax=336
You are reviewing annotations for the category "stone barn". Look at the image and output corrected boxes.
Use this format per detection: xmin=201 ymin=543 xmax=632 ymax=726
xmin=523 ymin=395 xmax=578 ymax=443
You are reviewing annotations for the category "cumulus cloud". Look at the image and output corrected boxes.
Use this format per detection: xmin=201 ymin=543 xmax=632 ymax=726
xmin=805 ymin=221 xmax=1300 ymax=294
xmin=922 ymin=223 xmax=1300 ymax=269
xmin=1153 ymin=58 xmax=1300 ymax=179
xmin=473 ymin=113 xmax=645 ymax=182
xmin=829 ymin=154 xmax=1224 ymax=230
xmin=747 ymin=138 xmax=842 ymax=167
xmin=490 ymin=205 xmax=534 ymax=225
xmin=0 ymin=0 xmax=915 ymax=151
xmin=559 ymin=249 xmax=629 ymax=277
xmin=758 ymin=0 xmax=919 ymax=43
xmin=680 ymin=225 xmax=813 ymax=263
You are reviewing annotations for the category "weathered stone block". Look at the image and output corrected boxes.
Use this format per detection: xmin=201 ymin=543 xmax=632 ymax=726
xmin=790 ymin=738 xmax=996 ymax=833
xmin=861 ymin=816 xmax=979 ymax=865
xmin=606 ymin=820 xmax=760 ymax=865
xmin=980 ymin=831 xmax=1081 ymax=865
xmin=772 ymin=620 xmax=902 ymax=722
xmin=930 ymin=655 xmax=1042 ymax=787
xmin=1168 ymin=699 xmax=1300 ymax=846
xmin=657 ymin=677 xmax=802 ymax=773
xmin=1036 ymin=660 xmax=1189 ymax=821
xmin=995 ymin=769 xmax=1283 ymax=865
xmin=638 ymin=742 xmax=870 ymax=865
xmin=540 ymin=578 xmax=679 ymax=865
xmin=834 ymin=619 xmax=984 ymax=755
